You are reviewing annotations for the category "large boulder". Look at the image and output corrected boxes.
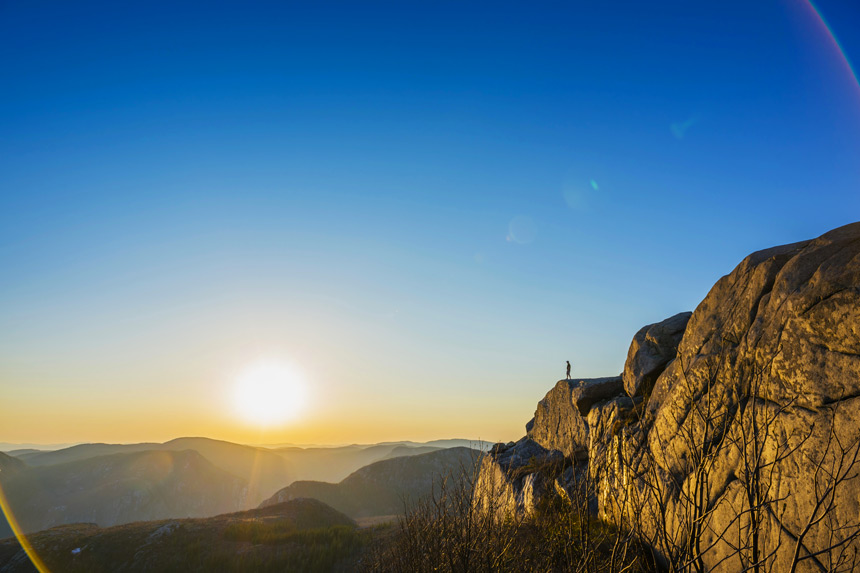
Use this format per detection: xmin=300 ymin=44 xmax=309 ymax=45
xmin=474 ymin=221 xmax=860 ymax=572
xmin=474 ymin=438 xmax=566 ymax=517
xmin=633 ymin=222 xmax=860 ymax=571
xmin=527 ymin=377 xmax=624 ymax=458
xmin=623 ymin=311 xmax=691 ymax=397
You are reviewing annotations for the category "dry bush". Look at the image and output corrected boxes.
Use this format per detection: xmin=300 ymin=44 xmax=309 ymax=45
xmin=360 ymin=453 xmax=653 ymax=573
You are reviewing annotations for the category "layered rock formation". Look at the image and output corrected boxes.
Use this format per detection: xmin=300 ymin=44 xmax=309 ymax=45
xmin=476 ymin=222 xmax=860 ymax=572
xmin=526 ymin=376 xmax=624 ymax=459
xmin=623 ymin=311 xmax=691 ymax=397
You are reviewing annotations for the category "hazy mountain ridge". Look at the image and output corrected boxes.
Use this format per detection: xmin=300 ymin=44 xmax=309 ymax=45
xmin=261 ymin=447 xmax=483 ymax=518
xmin=272 ymin=442 xmax=448 ymax=483
xmin=0 ymin=452 xmax=26 ymax=478
xmin=5 ymin=438 xmax=292 ymax=517
xmin=0 ymin=449 xmax=246 ymax=538
xmin=378 ymin=445 xmax=441 ymax=460
xmin=10 ymin=442 xmax=160 ymax=466
xmin=7 ymin=437 xmax=482 ymax=485
xmin=0 ymin=438 xmax=480 ymax=540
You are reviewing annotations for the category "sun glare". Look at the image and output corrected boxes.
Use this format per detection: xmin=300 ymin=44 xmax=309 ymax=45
xmin=233 ymin=361 xmax=308 ymax=427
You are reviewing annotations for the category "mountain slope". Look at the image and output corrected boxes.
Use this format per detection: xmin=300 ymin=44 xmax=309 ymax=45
xmin=0 ymin=452 xmax=26 ymax=477
xmin=13 ymin=442 xmax=159 ymax=466
xmin=159 ymin=437 xmax=291 ymax=505
xmin=0 ymin=498 xmax=360 ymax=573
xmin=274 ymin=443 xmax=446 ymax=483
xmin=261 ymin=447 xmax=482 ymax=518
xmin=378 ymin=445 xmax=441 ymax=460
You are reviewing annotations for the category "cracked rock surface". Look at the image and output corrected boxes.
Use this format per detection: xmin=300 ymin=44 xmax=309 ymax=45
xmin=479 ymin=222 xmax=860 ymax=571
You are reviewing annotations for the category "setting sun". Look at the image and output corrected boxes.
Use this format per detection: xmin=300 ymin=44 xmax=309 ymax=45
xmin=232 ymin=361 xmax=309 ymax=427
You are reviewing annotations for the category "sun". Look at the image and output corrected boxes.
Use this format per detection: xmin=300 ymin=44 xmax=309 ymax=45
xmin=233 ymin=360 xmax=308 ymax=427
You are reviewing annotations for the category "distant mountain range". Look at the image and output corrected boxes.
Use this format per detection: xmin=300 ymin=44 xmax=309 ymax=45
xmin=261 ymin=447 xmax=483 ymax=518
xmin=0 ymin=437 xmax=484 ymax=539
xmin=1 ymin=449 xmax=246 ymax=537
xmin=11 ymin=438 xmax=291 ymax=509
xmin=0 ymin=443 xmax=76 ymax=452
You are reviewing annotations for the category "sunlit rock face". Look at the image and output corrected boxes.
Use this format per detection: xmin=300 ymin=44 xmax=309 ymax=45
xmin=473 ymin=438 xmax=566 ymax=518
xmin=479 ymin=377 xmax=628 ymax=518
xmin=526 ymin=377 xmax=624 ymax=459
xmin=639 ymin=222 xmax=860 ymax=571
xmin=477 ymin=222 xmax=860 ymax=572
xmin=622 ymin=311 xmax=691 ymax=398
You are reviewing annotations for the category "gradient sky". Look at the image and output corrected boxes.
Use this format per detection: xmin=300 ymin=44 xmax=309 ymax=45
xmin=2 ymin=0 xmax=860 ymax=446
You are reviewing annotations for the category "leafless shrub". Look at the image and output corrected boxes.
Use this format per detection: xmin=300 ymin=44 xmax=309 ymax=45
xmin=361 ymin=451 xmax=652 ymax=572
xmin=617 ymin=342 xmax=860 ymax=573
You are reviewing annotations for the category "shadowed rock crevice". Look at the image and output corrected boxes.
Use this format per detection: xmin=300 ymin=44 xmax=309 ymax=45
xmin=623 ymin=311 xmax=691 ymax=398
xmin=526 ymin=376 xmax=624 ymax=458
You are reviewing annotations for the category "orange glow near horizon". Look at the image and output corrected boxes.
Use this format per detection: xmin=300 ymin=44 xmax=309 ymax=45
xmin=1 ymin=356 xmax=529 ymax=447
xmin=0 ymin=387 xmax=526 ymax=448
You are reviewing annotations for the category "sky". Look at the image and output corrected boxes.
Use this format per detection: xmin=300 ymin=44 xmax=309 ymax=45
xmin=2 ymin=0 xmax=860 ymax=447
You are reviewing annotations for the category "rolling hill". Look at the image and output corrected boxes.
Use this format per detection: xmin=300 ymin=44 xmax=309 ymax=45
xmin=261 ymin=447 xmax=483 ymax=518
xmin=0 ymin=452 xmax=26 ymax=477
xmin=0 ymin=498 xmax=361 ymax=572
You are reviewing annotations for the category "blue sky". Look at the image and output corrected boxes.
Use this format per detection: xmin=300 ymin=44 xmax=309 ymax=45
xmin=2 ymin=0 xmax=859 ymax=444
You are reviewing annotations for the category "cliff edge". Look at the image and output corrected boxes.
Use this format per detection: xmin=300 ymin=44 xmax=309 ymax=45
xmin=476 ymin=222 xmax=860 ymax=572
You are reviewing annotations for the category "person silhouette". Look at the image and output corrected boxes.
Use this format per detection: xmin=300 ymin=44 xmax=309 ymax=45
xmin=566 ymin=360 xmax=571 ymax=380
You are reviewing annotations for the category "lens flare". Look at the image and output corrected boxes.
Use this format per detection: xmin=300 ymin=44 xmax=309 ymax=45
xmin=0 ymin=484 xmax=50 ymax=573
xmin=802 ymin=1 xmax=860 ymax=97
xmin=670 ymin=118 xmax=696 ymax=140
xmin=506 ymin=216 xmax=537 ymax=244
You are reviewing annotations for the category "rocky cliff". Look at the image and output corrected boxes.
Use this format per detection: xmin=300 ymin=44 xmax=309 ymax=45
xmin=475 ymin=222 xmax=860 ymax=572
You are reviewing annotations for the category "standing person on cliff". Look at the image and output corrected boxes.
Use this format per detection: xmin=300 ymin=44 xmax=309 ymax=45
xmin=566 ymin=360 xmax=571 ymax=379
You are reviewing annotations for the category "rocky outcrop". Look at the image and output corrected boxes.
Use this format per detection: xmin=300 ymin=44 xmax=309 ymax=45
xmin=526 ymin=377 xmax=624 ymax=458
xmin=478 ymin=222 xmax=860 ymax=572
xmin=474 ymin=438 xmax=567 ymax=517
xmin=623 ymin=311 xmax=691 ymax=397
xmin=636 ymin=223 xmax=860 ymax=571
xmin=478 ymin=376 xmax=628 ymax=518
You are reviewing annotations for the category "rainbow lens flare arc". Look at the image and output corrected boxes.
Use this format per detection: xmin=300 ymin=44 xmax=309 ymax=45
xmin=0 ymin=484 xmax=50 ymax=573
